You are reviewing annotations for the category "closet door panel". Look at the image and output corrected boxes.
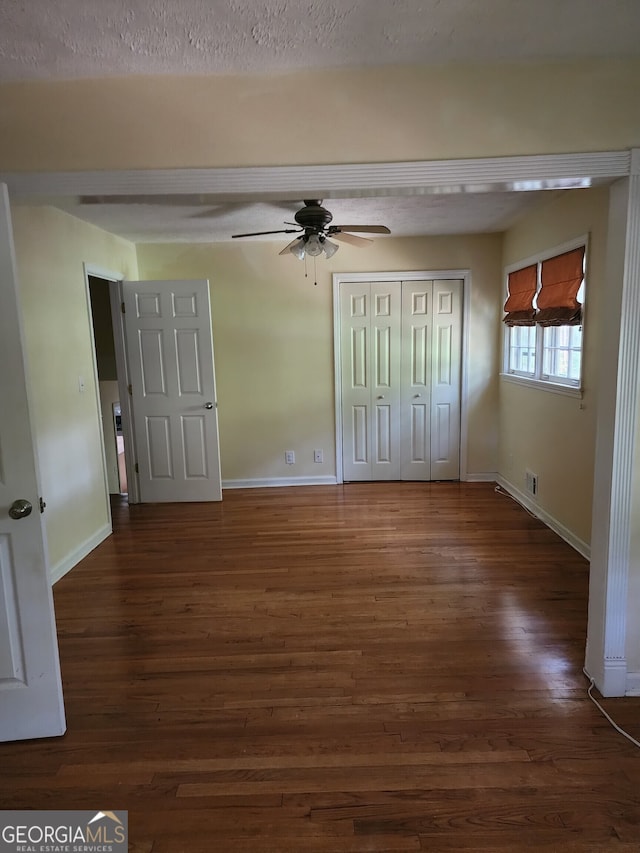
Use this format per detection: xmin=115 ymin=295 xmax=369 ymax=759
xmin=341 ymin=284 xmax=372 ymax=481
xmin=430 ymin=279 xmax=462 ymax=480
xmin=400 ymin=281 xmax=433 ymax=480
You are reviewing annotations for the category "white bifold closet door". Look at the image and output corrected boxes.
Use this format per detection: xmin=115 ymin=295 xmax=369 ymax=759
xmin=340 ymin=279 xmax=462 ymax=482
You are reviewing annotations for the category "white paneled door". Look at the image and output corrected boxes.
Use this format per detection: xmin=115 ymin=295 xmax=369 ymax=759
xmin=340 ymin=278 xmax=462 ymax=482
xmin=123 ymin=280 xmax=222 ymax=503
xmin=0 ymin=185 xmax=66 ymax=742
xmin=340 ymin=281 xmax=402 ymax=481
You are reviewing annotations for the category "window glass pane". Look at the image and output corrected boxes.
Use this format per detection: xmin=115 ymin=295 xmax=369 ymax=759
xmin=507 ymin=325 xmax=535 ymax=374
xmin=542 ymin=325 xmax=582 ymax=383
xmin=570 ymin=349 xmax=582 ymax=378
xmin=570 ymin=325 xmax=582 ymax=348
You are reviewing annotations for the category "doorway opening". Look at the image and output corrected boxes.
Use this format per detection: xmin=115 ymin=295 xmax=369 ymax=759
xmin=84 ymin=264 xmax=139 ymax=507
xmin=88 ymin=275 xmax=127 ymax=497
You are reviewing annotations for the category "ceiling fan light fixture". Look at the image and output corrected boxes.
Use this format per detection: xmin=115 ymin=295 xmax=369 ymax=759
xmin=304 ymin=233 xmax=324 ymax=257
xmin=323 ymin=238 xmax=339 ymax=259
xmin=232 ymin=200 xmax=390 ymax=263
xmin=289 ymin=238 xmax=306 ymax=260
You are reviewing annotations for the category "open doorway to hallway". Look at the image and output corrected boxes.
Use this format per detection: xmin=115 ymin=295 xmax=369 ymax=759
xmin=88 ymin=274 xmax=128 ymax=497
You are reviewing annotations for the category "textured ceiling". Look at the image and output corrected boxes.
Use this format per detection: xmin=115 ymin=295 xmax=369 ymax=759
xmin=2 ymin=0 xmax=635 ymax=242
xmin=1 ymin=0 xmax=639 ymax=81
xmin=51 ymin=192 xmax=562 ymax=244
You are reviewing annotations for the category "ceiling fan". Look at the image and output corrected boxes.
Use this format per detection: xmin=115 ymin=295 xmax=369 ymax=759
xmin=231 ymin=199 xmax=391 ymax=259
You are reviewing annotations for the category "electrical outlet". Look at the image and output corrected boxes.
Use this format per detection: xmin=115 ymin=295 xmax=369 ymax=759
xmin=313 ymin=449 xmax=323 ymax=463
xmin=525 ymin=470 xmax=538 ymax=496
xmin=285 ymin=450 xmax=295 ymax=464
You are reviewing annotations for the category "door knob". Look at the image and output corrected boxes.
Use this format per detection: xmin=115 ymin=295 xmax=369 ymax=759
xmin=204 ymin=402 xmax=214 ymax=410
xmin=9 ymin=499 xmax=32 ymax=520
xmin=377 ymin=395 xmax=385 ymax=400
xmin=413 ymin=393 xmax=422 ymax=398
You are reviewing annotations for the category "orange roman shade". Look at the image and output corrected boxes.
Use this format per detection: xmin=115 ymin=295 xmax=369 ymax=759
xmin=536 ymin=247 xmax=585 ymax=326
xmin=503 ymin=264 xmax=537 ymax=326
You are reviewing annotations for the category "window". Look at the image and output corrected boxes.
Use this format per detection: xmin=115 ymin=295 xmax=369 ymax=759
xmin=542 ymin=324 xmax=583 ymax=384
xmin=509 ymin=324 xmax=537 ymax=376
xmin=502 ymin=238 xmax=586 ymax=392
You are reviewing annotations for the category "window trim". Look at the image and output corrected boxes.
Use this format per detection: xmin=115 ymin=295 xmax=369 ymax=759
xmin=500 ymin=372 xmax=583 ymax=398
xmin=501 ymin=233 xmax=588 ymax=395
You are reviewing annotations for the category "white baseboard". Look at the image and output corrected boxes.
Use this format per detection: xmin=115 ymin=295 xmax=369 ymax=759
xmin=223 ymin=475 xmax=339 ymax=490
xmin=50 ymin=523 xmax=112 ymax=585
xmin=625 ymin=672 xmax=640 ymax=696
xmin=585 ymin=660 xmax=628 ymax=698
xmin=462 ymin=471 xmax=498 ymax=482
xmin=495 ymin=475 xmax=590 ymax=560
xmin=225 ymin=475 xmax=499 ymax=488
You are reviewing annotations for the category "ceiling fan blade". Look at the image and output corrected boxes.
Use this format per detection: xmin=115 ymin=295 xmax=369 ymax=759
xmin=232 ymin=228 xmax=301 ymax=238
xmin=79 ymin=194 xmax=197 ymax=205
xmin=279 ymin=237 xmax=303 ymax=256
xmin=332 ymin=225 xmax=391 ymax=234
xmin=190 ymin=207 xmax=233 ymax=220
xmin=332 ymin=232 xmax=373 ymax=248
xmin=193 ymin=200 xmax=300 ymax=220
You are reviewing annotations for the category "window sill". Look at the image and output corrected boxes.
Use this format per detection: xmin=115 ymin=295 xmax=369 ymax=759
xmin=500 ymin=373 xmax=583 ymax=398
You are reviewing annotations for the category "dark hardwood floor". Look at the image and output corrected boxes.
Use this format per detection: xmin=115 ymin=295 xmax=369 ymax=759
xmin=2 ymin=483 xmax=639 ymax=852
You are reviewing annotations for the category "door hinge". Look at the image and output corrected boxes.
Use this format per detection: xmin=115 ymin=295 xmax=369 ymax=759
xmin=39 ymin=496 xmax=47 ymax=514
xmin=121 ymin=301 xmax=126 ymax=314
xmin=128 ymin=384 xmax=133 ymax=396
xmin=135 ymin=463 xmax=139 ymax=474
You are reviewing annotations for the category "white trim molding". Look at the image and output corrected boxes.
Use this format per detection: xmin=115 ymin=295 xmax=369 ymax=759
xmin=496 ymin=475 xmax=590 ymax=561
xmin=50 ymin=523 xmax=111 ymax=585
xmin=4 ymin=148 xmax=637 ymax=698
xmin=223 ymin=476 xmax=338 ymax=490
xmin=0 ymin=151 xmax=631 ymax=202
xmin=586 ymin=160 xmax=640 ymax=697
xmin=624 ymin=672 xmax=640 ymax=697
xmin=500 ymin=374 xmax=583 ymax=399
xmin=464 ymin=472 xmax=498 ymax=483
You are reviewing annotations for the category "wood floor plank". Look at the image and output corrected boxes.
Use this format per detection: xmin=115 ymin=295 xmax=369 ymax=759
xmin=1 ymin=483 xmax=639 ymax=851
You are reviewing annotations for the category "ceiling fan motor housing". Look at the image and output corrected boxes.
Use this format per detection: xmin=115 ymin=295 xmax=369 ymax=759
xmin=295 ymin=200 xmax=333 ymax=233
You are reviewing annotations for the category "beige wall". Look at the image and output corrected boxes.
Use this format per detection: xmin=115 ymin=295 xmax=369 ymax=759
xmin=11 ymin=205 xmax=138 ymax=576
xmin=1 ymin=60 xmax=639 ymax=171
xmin=137 ymin=234 xmax=502 ymax=483
xmin=499 ymin=186 xmax=610 ymax=549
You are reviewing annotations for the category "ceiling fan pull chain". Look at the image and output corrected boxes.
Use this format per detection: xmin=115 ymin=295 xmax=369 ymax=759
xmin=314 ymin=255 xmax=318 ymax=286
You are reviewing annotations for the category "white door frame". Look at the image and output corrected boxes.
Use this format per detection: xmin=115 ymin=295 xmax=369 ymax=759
xmin=333 ymin=269 xmax=471 ymax=484
xmin=3 ymin=149 xmax=638 ymax=695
